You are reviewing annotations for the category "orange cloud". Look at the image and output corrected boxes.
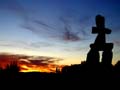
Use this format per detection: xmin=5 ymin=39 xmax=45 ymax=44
xmin=0 ymin=53 xmax=63 ymax=73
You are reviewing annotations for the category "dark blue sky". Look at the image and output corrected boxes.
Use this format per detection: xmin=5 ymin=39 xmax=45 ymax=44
xmin=0 ymin=0 xmax=120 ymax=65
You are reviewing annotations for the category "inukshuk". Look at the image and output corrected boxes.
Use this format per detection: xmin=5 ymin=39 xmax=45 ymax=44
xmin=86 ymin=15 xmax=113 ymax=66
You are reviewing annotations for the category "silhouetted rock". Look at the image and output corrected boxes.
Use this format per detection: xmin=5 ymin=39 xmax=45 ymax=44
xmin=102 ymin=47 xmax=113 ymax=66
xmin=87 ymin=15 xmax=114 ymax=67
xmin=114 ymin=61 xmax=120 ymax=73
xmin=86 ymin=47 xmax=100 ymax=64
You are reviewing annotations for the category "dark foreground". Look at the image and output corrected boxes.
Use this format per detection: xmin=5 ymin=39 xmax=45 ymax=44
xmin=0 ymin=63 xmax=120 ymax=86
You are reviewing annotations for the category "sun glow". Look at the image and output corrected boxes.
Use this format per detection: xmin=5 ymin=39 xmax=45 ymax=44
xmin=20 ymin=64 xmax=63 ymax=73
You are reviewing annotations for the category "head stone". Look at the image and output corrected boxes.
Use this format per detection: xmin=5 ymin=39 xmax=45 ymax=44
xmin=96 ymin=15 xmax=105 ymax=28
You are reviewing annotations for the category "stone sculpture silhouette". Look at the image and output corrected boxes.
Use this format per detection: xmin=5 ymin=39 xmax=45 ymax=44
xmin=87 ymin=15 xmax=114 ymax=66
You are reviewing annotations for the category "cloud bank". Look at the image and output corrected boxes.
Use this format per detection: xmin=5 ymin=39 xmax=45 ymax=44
xmin=0 ymin=53 xmax=63 ymax=72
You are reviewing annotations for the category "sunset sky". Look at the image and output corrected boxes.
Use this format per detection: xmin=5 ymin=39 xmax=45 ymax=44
xmin=0 ymin=0 xmax=120 ymax=72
